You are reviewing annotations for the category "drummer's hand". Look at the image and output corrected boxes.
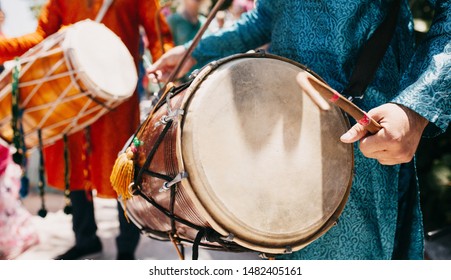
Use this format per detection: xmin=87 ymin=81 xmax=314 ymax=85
xmin=340 ymin=103 xmax=429 ymax=165
xmin=146 ymin=45 xmax=197 ymax=83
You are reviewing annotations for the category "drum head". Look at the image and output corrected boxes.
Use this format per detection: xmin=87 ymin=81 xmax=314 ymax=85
xmin=181 ymin=56 xmax=353 ymax=253
xmin=63 ymin=20 xmax=137 ymax=100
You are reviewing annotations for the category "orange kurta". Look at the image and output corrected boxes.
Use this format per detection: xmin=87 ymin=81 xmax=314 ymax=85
xmin=0 ymin=0 xmax=173 ymax=198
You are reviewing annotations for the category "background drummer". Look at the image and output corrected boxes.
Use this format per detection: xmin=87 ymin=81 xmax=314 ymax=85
xmin=0 ymin=0 xmax=174 ymax=260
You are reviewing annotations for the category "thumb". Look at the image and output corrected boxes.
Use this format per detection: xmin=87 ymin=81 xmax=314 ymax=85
xmin=340 ymin=123 xmax=368 ymax=143
xmin=146 ymin=56 xmax=166 ymax=74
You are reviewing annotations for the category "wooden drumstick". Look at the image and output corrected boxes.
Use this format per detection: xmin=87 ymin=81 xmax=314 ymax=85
xmin=296 ymin=72 xmax=382 ymax=134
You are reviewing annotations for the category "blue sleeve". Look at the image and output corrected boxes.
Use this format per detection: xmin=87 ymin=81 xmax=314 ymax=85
xmin=392 ymin=0 xmax=450 ymax=136
xmin=188 ymin=0 xmax=273 ymax=67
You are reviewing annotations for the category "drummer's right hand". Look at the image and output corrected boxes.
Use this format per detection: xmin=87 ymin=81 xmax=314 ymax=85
xmin=147 ymin=45 xmax=197 ymax=83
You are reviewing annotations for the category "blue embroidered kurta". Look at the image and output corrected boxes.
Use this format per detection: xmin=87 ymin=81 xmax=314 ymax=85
xmin=188 ymin=0 xmax=450 ymax=259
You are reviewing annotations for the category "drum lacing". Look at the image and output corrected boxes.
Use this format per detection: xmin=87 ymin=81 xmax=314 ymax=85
xmin=129 ymin=118 xmax=238 ymax=259
xmin=64 ymin=48 xmax=113 ymax=112
xmin=86 ymin=95 xmax=114 ymax=111
xmin=112 ymin=82 xmax=243 ymax=259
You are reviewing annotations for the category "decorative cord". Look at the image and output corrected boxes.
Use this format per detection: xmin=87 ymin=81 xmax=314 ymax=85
xmin=63 ymin=134 xmax=72 ymax=214
xmin=37 ymin=129 xmax=47 ymax=218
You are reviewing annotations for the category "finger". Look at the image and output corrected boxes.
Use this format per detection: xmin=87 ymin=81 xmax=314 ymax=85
xmin=374 ymin=151 xmax=414 ymax=165
xmin=146 ymin=62 xmax=159 ymax=74
xmin=359 ymin=130 xmax=390 ymax=155
xmin=360 ymin=128 xmax=414 ymax=162
xmin=362 ymin=148 xmax=414 ymax=165
xmin=147 ymin=54 xmax=173 ymax=75
xmin=376 ymin=157 xmax=402 ymax=166
xmin=340 ymin=123 xmax=368 ymax=143
xmin=147 ymin=70 xmax=162 ymax=83
xmin=360 ymin=149 xmax=394 ymax=164
xmin=377 ymin=155 xmax=412 ymax=166
xmin=359 ymin=129 xmax=404 ymax=160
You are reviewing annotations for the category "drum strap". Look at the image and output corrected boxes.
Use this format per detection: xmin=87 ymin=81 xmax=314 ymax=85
xmin=342 ymin=0 xmax=401 ymax=100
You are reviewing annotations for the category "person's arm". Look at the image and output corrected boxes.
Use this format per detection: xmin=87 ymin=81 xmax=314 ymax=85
xmin=190 ymin=0 xmax=274 ymax=67
xmin=139 ymin=0 xmax=174 ymax=62
xmin=340 ymin=0 xmax=450 ymax=165
xmin=147 ymin=0 xmax=273 ymax=81
xmin=392 ymin=0 xmax=450 ymax=136
xmin=0 ymin=0 xmax=62 ymax=64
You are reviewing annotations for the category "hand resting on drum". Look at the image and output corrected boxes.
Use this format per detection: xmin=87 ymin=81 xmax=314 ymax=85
xmin=340 ymin=103 xmax=429 ymax=165
xmin=146 ymin=45 xmax=197 ymax=82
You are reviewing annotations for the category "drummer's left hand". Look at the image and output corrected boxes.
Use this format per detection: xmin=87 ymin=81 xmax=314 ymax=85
xmin=340 ymin=103 xmax=429 ymax=165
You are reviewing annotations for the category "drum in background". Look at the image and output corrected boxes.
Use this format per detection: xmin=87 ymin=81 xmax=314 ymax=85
xmin=123 ymin=53 xmax=353 ymax=255
xmin=0 ymin=20 xmax=137 ymax=149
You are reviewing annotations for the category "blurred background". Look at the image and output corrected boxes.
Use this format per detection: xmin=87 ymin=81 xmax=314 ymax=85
xmin=407 ymin=0 xmax=451 ymax=260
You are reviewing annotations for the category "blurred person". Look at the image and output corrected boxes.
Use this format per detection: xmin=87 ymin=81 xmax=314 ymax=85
xmin=167 ymin=0 xmax=209 ymax=46
xmin=229 ymin=0 xmax=250 ymax=20
xmin=0 ymin=0 xmax=173 ymax=260
xmin=0 ymin=8 xmax=39 ymax=260
xmin=209 ymin=0 xmax=252 ymax=32
xmin=149 ymin=0 xmax=450 ymax=259
xmin=166 ymin=0 xmax=210 ymax=82
xmin=0 ymin=139 xmax=40 ymax=260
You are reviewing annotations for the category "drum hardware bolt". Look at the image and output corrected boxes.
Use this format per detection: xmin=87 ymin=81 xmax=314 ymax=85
xmin=188 ymin=69 xmax=200 ymax=79
xmin=255 ymin=49 xmax=267 ymax=55
xmin=258 ymin=253 xmax=276 ymax=260
xmin=284 ymin=246 xmax=293 ymax=254
xmin=156 ymin=115 xmax=168 ymax=126
xmin=159 ymin=172 xmax=188 ymax=193
xmin=156 ymin=109 xmax=184 ymax=127
xmin=220 ymin=233 xmax=235 ymax=242
xmin=165 ymin=92 xmax=174 ymax=110
xmin=207 ymin=60 xmax=220 ymax=71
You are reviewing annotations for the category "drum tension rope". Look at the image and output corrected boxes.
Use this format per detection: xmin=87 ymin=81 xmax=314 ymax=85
xmin=130 ymin=116 xmax=238 ymax=259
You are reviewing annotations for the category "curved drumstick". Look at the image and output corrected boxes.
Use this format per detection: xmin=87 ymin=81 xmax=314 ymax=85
xmin=296 ymin=72 xmax=382 ymax=135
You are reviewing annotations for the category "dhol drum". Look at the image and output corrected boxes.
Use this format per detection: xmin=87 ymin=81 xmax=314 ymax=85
xmin=0 ymin=20 xmax=137 ymax=148
xmin=117 ymin=52 xmax=354 ymax=256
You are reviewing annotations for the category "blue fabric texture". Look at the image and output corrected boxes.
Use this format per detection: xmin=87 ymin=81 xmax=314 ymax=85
xmin=186 ymin=0 xmax=450 ymax=259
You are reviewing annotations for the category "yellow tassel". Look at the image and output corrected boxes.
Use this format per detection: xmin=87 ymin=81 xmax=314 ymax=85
xmin=110 ymin=147 xmax=135 ymax=221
